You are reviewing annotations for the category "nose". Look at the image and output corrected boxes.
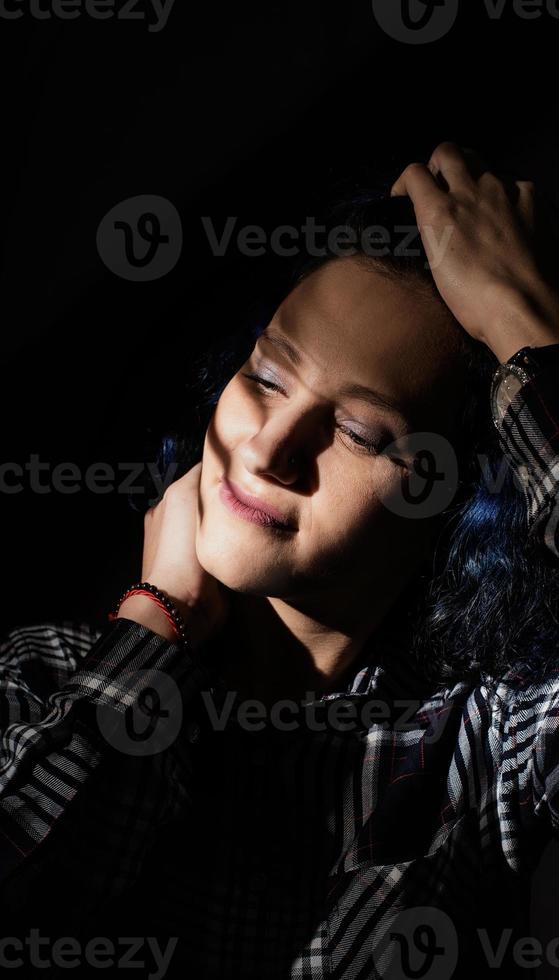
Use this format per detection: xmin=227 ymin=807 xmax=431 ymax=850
xmin=239 ymin=403 xmax=325 ymax=486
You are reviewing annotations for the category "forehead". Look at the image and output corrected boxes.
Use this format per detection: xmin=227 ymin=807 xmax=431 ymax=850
xmin=264 ymin=256 xmax=466 ymax=429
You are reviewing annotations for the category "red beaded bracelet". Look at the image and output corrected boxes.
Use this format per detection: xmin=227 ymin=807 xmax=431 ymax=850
xmin=108 ymin=582 xmax=189 ymax=647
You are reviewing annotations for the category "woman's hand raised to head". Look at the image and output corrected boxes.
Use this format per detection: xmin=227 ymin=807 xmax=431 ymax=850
xmin=118 ymin=462 xmax=231 ymax=651
xmin=390 ymin=141 xmax=559 ymax=363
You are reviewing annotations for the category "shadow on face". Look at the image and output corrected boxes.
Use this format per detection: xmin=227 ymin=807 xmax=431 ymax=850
xmin=196 ymin=255 xmax=469 ymax=620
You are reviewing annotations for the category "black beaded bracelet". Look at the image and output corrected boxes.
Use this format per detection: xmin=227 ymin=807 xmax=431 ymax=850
xmin=108 ymin=581 xmax=190 ymax=647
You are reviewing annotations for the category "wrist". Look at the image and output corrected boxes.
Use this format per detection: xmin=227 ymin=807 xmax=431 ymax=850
xmin=116 ymin=593 xmax=204 ymax=650
xmin=117 ymin=594 xmax=179 ymax=643
xmin=481 ymin=283 xmax=559 ymax=364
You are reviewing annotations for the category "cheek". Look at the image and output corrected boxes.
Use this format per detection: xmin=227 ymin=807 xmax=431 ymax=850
xmin=312 ymin=461 xmax=403 ymax=551
xmin=208 ymin=382 xmax=257 ymax=452
xmin=200 ymin=386 xmax=249 ymax=474
xmin=325 ymin=462 xmax=433 ymax=572
xmin=337 ymin=457 xmax=403 ymax=515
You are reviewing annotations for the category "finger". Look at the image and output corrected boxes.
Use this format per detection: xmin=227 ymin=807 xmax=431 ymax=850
xmin=427 ymin=141 xmax=489 ymax=191
xmin=515 ymin=179 xmax=536 ymax=230
xmin=427 ymin=142 xmax=472 ymax=187
xmin=142 ymin=510 xmax=157 ymax=579
xmin=181 ymin=461 xmax=202 ymax=489
xmin=390 ymin=162 xmax=443 ymax=208
xmin=459 ymin=146 xmax=493 ymax=181
xmin=483 ymin=168 xmax=522 ymax=206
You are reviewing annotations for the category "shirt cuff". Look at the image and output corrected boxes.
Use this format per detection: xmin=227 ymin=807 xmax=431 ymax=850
xmin=61 ymin=616 xmax=218 ymax=715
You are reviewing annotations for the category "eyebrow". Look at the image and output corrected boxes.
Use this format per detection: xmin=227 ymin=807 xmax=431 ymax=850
xmin=258 ymin=330 xmax=410 ymax=421
xmin=259 ymin=331 xmax=303 ymax=367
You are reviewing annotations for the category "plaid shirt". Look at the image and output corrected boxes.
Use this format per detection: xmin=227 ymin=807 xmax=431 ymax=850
xmin=1 ymin=345 xmax=559 ymax=979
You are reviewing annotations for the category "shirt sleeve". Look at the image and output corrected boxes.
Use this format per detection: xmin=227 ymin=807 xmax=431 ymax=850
xmin=0 ymin=616 xmax=217 ymax=920
xmin=527 ymin=674 xmax=559 ymax=838
xmin=490 ymin=349 xmax=559 ymax=560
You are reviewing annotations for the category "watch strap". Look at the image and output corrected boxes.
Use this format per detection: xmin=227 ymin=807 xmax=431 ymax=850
xmin=490 ymin=342 xmax=559 ymax=432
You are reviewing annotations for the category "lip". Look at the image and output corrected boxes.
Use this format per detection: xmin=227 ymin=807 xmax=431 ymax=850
xmin=219 ymin=476 xmax=297 ymax=531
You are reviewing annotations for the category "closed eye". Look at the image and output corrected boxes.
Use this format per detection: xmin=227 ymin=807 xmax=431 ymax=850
xmin=336 ymin=425 xmax=382 ymax=456
xmin=242 ymin=372 xmax=282 ymax=392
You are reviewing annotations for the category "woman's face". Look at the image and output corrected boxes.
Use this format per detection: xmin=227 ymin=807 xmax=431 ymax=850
xmin=196 ymin=256 xmax=467 ymax=609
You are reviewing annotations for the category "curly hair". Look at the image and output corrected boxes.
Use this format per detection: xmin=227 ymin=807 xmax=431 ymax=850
xmin=148 ymin=189 xmax=559 ymax=694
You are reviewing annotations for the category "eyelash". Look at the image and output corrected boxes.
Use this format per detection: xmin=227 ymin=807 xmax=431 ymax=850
xmin=337 ymin=426 xmax=382 ymax=455
xmin=242 ymin=372 xmax=281 ymax=392
xmin=242 ymin=372 xmax=384 ymax=457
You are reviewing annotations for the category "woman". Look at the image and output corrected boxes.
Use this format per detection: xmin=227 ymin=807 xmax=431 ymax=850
xmin=1 ymin=143 xmax=559 ymax=979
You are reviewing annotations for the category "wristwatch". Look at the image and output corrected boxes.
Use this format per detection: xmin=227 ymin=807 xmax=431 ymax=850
xmin=490 ymin=341 xmax=559 ymax=432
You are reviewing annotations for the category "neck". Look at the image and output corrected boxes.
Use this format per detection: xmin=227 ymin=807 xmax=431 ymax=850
xmin=224 ymin=582 xmax=414 ymax=707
